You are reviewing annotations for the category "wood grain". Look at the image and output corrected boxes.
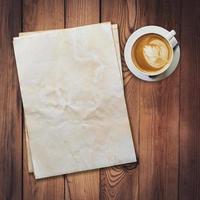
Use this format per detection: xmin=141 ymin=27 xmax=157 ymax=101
xmin=23 ymin=0 xmax=64 ymax=31
xmin=22 ymin=0 xmax=65 ymax=199
xmin=179 ymin=0 xmax=200 ymax=199
xmin=64 ymin=1 xmax=100 ymax=200
xmin=66 ymin=170 xmax=100 ymax=200
xmin=65 ymin=0 xmax=99 ymax=28
xmin=0 ymin=0 xmax=22 ymax=199
xmin=100 ymin=0 xmax=139 ymax=199
xmin=138 ymin=0 xmax=180 ymax=200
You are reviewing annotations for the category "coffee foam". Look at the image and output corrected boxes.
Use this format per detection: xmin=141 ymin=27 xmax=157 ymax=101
xmin=143 ymin=39 xmax=169 ymax=69
xmin=132 ymin=34 xmax=172 ymax=73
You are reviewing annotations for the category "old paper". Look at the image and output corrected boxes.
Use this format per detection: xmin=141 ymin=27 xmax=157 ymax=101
xmin=22 ymin=24 xmax=124 ymax=173
xmin=14 ymin=23 xmax=136 ymax=179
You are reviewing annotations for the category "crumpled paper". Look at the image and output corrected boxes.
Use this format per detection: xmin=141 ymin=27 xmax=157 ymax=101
xmin=14 ymin=23 xmax=136 ymax=179
xmin=23 ymin=24 xmax=124 ymax=173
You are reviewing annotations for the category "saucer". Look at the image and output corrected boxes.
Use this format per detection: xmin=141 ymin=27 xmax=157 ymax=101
xmin=124 ymin=26 xmax=180 ymax=82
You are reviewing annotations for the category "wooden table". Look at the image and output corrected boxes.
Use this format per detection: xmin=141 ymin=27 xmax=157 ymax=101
xmin=0 ymin=0 xmax=199 ymax=199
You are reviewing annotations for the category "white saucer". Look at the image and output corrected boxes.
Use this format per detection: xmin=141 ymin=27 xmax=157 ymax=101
xmin=124 ymin=26 xmax=180 ymax=82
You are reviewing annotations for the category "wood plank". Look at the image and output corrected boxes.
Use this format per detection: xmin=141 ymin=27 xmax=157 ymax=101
xmin=23 ymin=0 xmax=64 ymax=31
xmin=137 ymin=0 xmax=180 ymax=200
xmin=65 ymin=0 xmax=99 ymax=28
xmin=179 ymin=0 xmax=200 ymax=199
xmin=66 ymin=170 xmax=100 ymax=200
xmin=22 ymin=0 xmax=65 ymax=199
xmin=100 ymin=1 xmax=139 ymax=199
xmin=0 ymin=0 xmax=22 ymax=199
xmin=64 ymin=1 xmax=100 ymax=200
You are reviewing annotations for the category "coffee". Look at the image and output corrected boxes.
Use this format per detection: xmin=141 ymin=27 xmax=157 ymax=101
xmin=131 ymin=33 xmax=173 ymax=73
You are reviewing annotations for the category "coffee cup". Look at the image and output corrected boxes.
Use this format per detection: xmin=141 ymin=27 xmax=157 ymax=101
xmin=124 ymin=26 xmax=178 ymax=77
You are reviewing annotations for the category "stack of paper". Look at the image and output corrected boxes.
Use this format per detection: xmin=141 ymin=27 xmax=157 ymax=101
xmin=13 ymin=22 xmax=136 ymax=179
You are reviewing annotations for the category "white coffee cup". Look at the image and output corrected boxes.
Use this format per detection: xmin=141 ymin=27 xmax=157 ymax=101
xmin=124 ymin=26 xmax=178 ymax=76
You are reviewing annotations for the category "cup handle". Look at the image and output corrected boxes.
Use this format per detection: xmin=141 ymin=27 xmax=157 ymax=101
xmin=166 ymin=30 xmax=178 ymax=48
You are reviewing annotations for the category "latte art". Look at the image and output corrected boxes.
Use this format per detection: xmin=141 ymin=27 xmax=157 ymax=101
xmin=143 ymin=39 xmax=169 ymax=68
xmin=132 ymin=34 xmax=173 ymax=73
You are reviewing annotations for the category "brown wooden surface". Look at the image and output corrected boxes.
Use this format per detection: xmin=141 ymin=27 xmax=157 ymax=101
xmin=0 ymin=0 xmax=22 ymax=200
xmin=0 ymin=0 xmax=200 ymax=200
xmin=179 ymin=1 xmax=200 ymax=200
xmin=137 ymin=1 xmax=180 ymax=199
